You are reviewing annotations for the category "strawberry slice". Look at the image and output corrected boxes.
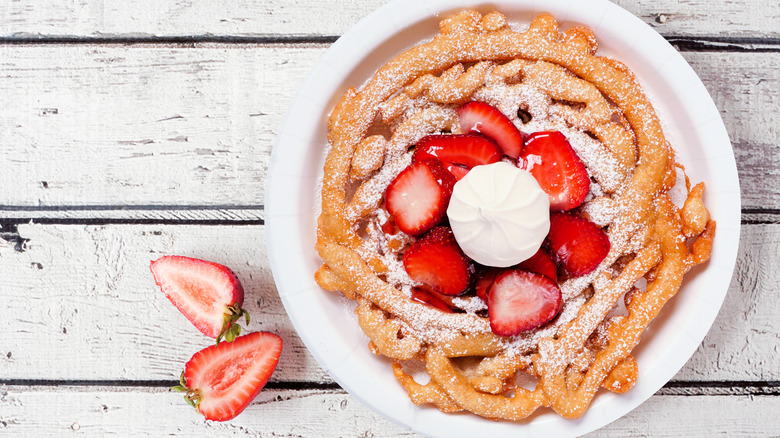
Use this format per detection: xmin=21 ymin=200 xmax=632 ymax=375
xmin=520 ymin=131 xmax=590 ymax=211
xmin=547 ymin=212 xmax=610 ymax=277
xmin=474 ymin=249 xmax=557 ymax=303
xmin=458 ymin=101 xmax=525 ymax=159
xmin=174 ymin=331 xmax=283 ymax=421
xmin=413 ymin=134 xmax=502 ymax=180
xmin=403 ymin=226 xmax=472 ymax=296
xmin=474 ymin=267 xmax=500 ymax=302
xmin=150 ymin=256 xmax=249 ymax=344
xmin=411 ymin=287 xmax=457 ymax=313
xmin=518 ymin=248 xmax=558 ymax=283
xmin=487 ymin=269 xmax=562 ymax=336
xmin=385 ymin=158 xmax=456 ymax=236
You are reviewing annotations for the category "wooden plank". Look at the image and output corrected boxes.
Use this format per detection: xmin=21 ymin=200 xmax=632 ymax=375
xmin=0 ymin=386 xmax=778 ymax=437
xmin=0 ymin=1 xmax=778 ymax=38
xmin=635 ymin=0 xmax=780 ymax=40
xmin=0 ymin=44 xmax=322 ymax=208
xmin=0 ymin=46 xmax=774 ymax=210
xmin=0 ymin=387 xmax=413 ymax=437
xmin=0 ymin=0 xmax=391 ymax=39
xmin=593 ymin=394 xmax=780 ymax=437
xmin=0 ymin=222 xmax=775 ymax=382
xmin=682 ymin=52 xmax=780 ymax=211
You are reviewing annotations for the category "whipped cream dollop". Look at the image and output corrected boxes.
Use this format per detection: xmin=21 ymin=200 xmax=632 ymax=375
xmin=446 ymin=162 xmax=550 ymax=267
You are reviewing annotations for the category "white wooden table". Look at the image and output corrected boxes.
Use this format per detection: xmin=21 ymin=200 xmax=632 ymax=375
xmin=0 ymin=1 xmax=778 ymax=436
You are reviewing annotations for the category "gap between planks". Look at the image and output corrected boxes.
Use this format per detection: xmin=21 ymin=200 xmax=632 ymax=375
xmin=0 ymin=36 xmax=778 ymax=52
xmin=0 ymin=206 xmax=265 ymax=225
xmin=0 ymin=380 xmax=340 ymax=391
xmin=0 ymin=209 xmax=776 ymax=225
xmin=2 ymin=380 xmax=779 ymax=397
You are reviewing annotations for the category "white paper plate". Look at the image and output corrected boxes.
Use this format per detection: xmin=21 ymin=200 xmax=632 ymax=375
xmin=266 ymin=0 xmax=740 ymax=436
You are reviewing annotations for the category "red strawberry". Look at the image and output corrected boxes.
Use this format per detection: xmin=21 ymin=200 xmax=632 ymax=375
xmin=520 ymin=131 xmax=590 ymax=211
xmin=458 ymin=101 xmax=525 ymax=158
xmin=487 ymin=269 xmax=562 ymax=336
xmin=517 ymin=248 xmax=558 ymax=283
xmin=411 ymin=287 xmax=457 ymax=313
xmin=175 ymin=331 xmax=283 ymax=421
xmin=150 ymin=256 xmax=249 ymax=344
xmin=385 ymin=158 xmax=456 ymax=236
xmin=446 ymin=165 xmax=470 ymax=181
xmin=474 ymin=267 xmax=500 ymax=302
xmin=547 ymin=212 xmax=610 ymax=277
xmin=413 ymin=134 xmax=502 ymax=180
xmin=403 ymin=227 xmax=472 ymax=296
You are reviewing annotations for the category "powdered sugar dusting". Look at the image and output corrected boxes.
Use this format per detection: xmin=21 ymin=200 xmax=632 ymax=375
xmin=327 ymin=25 xmax=679 ymax=374
xmin=341 ymin=59 xmax=647 ymax=359
xmin=452 ymin=295 xmax=487 ymax=313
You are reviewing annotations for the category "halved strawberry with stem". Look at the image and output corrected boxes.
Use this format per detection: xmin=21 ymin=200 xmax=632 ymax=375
xmin=385 ymin=158 xmax=456 ymax=236
xmin=547 ymin=212 xmax=610 ymax=277
xmin=403 ymin=226 xmax=472 ymax=296
xmin=413 ymin=134 xmax=502 ymax=180
xmin=520 ymin=131 xmax=590 ymax=211
xmin=487 ymin=269 xmax=562 ymax=336
xmin=174 ymin=331 xmax=283 ymax=421
xmin=458 ymin=101 xmax=525 ymax=159
xmin=150 ymin=255 xmax=249 ymax=344
xmin=517 ymin=248 xmax=558 ymax=283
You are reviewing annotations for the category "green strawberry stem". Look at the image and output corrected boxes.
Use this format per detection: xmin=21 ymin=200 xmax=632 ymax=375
xmin=216 ymin=304 xmax=250 ymax=345
xmin=172 ymin=371 xmax=202 ymax=411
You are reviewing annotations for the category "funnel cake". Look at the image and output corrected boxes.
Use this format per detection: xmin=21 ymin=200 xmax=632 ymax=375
xmin=314 ymin=10 xmax=715 ymax=421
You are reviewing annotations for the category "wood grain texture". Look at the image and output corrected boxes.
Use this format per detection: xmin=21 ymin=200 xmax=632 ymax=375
xmin=0 ymin=0 xmax=778 ymax=38
xmin=0 ymin=46 xmax=774 ymax=210
xmin=0 ymin=44 xmax=320 ymax=208
xmin=0 ymin=223 xmax=330 ymax=382
xmin=0 ymin=222 xmax=774 ymax=382
xmin=0 ymin=386 xmax=412 ymax=437
xmin=0 ymin=386 xmax=778 ymax=437
xmin=683 ymin=53 xmax=780 ymax=211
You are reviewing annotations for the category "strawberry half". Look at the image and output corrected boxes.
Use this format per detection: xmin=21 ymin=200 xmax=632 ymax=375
xmin=517 ymin=248 xmax=558 ymax=283
xmin=385 ymin=158 xmax=456 ymax=236
xmin=547 ymin=212 xmax=610 ymax=277
xmin=520 ymin=131 xmax=590 ymax=211
xmin=487 ymin=269 xmax=562 ymax=336
xmin=150 ymin=255 xmax=249 ymax=344
xmin=413 ymin=134 xmax=502 ymax=180
xmin=458 ymin=101 xmax=525 ymax=159
xmin=403 ymin=226 xmax=472 ymax=296
xmin=175 ymin=331 xmax=283 ymax=421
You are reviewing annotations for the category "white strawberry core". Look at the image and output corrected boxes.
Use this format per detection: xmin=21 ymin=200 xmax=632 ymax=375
xmin=399 ymin=168 xmax=441 ymax=224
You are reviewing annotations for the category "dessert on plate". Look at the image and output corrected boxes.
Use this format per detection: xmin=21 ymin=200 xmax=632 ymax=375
xmin=314 ymin=9 xmax=715 ymax=420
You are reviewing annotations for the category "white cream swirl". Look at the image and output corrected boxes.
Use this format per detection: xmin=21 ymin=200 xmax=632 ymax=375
xmin=446 ymin=162 xmax=550 ymax=267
